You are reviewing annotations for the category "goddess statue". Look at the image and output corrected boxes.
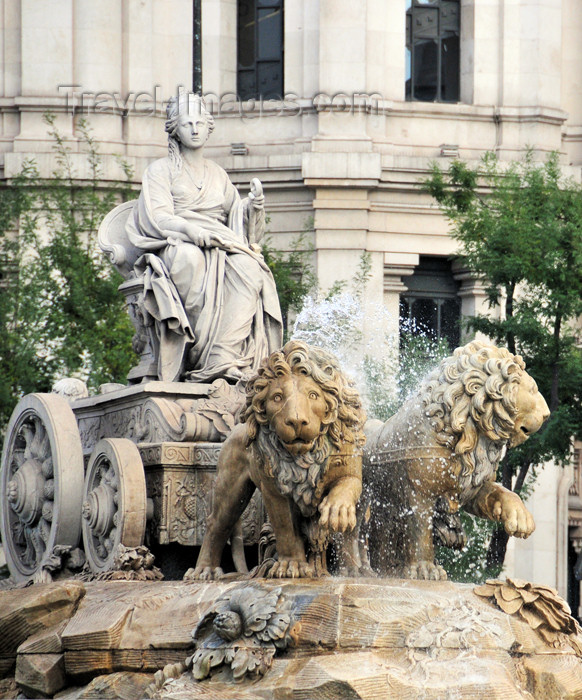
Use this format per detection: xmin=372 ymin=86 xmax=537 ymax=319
xmin=126 ymin=94 xmax=283 ymax=382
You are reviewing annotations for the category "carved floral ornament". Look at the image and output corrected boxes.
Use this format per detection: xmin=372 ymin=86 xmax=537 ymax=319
xmin=186 ymin=585 xmax=298 ymax=682
xmin=93 ymin=544 xmax=163 ymax=581
xmin=474 ymin=577 xmax=582 ymax=655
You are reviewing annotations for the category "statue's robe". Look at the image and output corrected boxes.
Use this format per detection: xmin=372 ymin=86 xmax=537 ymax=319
xmin=127 ymin=157 xmax=282 ymax=382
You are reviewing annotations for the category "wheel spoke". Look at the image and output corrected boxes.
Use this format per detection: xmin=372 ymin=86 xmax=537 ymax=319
xmin=22 ymin=527 xmax=38 ymax=567
xmin=42 ymin=457 xmax=54 ymax=479
xmin=104 ymin=465 xmax=116 ymax=486
xmin=22 ymin=424 xmax=35 ymax=460
xmin=30 ymin=524 xmax=45 ymax=563
xmin=12 ymin=520 xmax=26 ymax=547
xmin=29 ymin=417 xmax=45 ymax=458
xmin=38 ymin=517 xmax=52 ymax=543
xmin=38 ymin=431 xmax=50 ymax=461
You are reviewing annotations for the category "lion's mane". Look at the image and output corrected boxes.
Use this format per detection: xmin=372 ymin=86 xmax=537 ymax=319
xmin=241 ymin=340 xmax=366 ymax=517
xmin=419 ymin=341 xmax=529 ymax=485
xmin=243 ymin=340 xmax=366 ymax=450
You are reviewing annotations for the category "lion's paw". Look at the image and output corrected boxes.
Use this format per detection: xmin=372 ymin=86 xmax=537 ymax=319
xmin=319 ymin=496 xmax=357 ymax=533
xmin=183 ymin=566 xmax=224 ymax=581
xmin=405 ymin=561 xmax=447 ymax=581
xmin=267 ymin=559 xmax=314 ymax=579
xmin=493 ymin=492 xmax=535 ymax=538
xmin=338 ymin=564 xmax=377 ymax=578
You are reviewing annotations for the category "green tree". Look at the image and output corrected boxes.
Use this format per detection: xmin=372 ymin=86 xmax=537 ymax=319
xmin=425 ymin=151 xmax=582 ymax=574
xmin=262 ymin=225 xmax=317 ymax=339
xmin=0 ymin=114 xmax=136 ymax=430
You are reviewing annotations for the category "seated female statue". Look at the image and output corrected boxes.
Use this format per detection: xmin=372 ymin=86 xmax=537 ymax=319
xmin=126 ymin=94 xmax=283 ymax=382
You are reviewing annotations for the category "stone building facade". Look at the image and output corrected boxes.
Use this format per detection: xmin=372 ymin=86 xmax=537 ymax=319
xmin=1 ymin=0 xmax=581 ymax=612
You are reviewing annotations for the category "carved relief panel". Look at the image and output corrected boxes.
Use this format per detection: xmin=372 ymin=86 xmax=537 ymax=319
xmin=141 ymin=442 xmax=264 ymax=547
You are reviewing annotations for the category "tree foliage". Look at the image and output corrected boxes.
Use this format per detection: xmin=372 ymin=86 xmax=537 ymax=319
xmin=0 ymin=114 xmax=136 ymax=430
xmin=262 ymin=225 xmax=317 ymax=339
xmin=426 ymin=151 xmax=582 ymax=573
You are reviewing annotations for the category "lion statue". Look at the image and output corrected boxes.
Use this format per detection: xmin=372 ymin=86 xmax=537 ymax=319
xmin=349 ymin=341 xmax=550 ymax=581
xmin=187 ymin=340 xmax=367 ymax=580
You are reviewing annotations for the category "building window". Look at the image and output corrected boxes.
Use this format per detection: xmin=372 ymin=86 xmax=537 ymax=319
xmin=237 ymin=0 xmax=284 ymax=100
xmin=400 ymin=256 xmax=461 ymax=349
xmin=405 ymin=0 xmax=460 ymax=103
xmin=193 ymin=0 xmax=202 ymax=94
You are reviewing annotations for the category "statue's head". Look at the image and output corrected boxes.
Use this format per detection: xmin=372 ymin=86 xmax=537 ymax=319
xmin=165 ymin=94 xmax=215 ymax=162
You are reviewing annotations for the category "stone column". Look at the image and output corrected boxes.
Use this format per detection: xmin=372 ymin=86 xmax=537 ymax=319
xmin=302 ymin=152 xmax=383 ymax=349
xmin=122 ymin=0 xmax=192 ymax=162
xmin=572 ymin=531 xmax=582 ymax=620
xmin=371 ymin=0 xmax=406 ymax=102
xmin=556 ymin=463 xmax=573 ymax=599
xmin=383 ymin=253 xmax=418 ymax=338
xmin=302 ymin=0 xmax=387 ymax=350
xmin=452 ymin=263 xmax=491 ymax=343
xmin=202 ymin=0 xmax=237 ymax=98
xmin=18 ymin=0 xmax=74 ymax=144
xmin=505 ymin=461 xmax=560 ymax=589
xmin=0 ymin=0 xmax=22 ymax=148
xmin=568 ymin=442 xmax=582 ymax=619
xmin=561 ymin=0 xmax=582 ymax=164
xmin=74 ymin=0 xmax=122 ymax=143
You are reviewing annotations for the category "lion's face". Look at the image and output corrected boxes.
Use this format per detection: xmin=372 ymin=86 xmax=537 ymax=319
xmin=419 ymin=342 xmax=551 ymax=483
xmin=509 ymin=373 xmax=550 ymax=447
xmin=264 ymin=373 xmax=332 ymax=456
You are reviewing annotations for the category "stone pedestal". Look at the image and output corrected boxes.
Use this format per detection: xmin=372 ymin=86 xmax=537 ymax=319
xmin=1 ymin=578 xmax=580 ymax=699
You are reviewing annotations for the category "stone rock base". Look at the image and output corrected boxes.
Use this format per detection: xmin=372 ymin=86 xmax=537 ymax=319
xmin=0 ymin=577 xmax=580 ymax=699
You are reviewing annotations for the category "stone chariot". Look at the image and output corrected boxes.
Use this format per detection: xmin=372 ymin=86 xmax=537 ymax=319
xmin=0 ymin=198 xmax=266 ymax=582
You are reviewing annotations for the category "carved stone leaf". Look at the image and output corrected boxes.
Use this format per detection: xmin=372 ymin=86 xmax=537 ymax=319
xmin=525 ymin=581 xmax=559 ymax=596
xmin=191 ymin=648 xmax=225 ymax=680
xmin=474 ymin=576 xmax=582 ymax=657
xmin=505 ymin=577 xmax=529 ymax=589
xmin=244 ymin=612 xmax=271 ymax=633
xmin=259 ymin=613 xmax=291 ymax=643
xmin=499 ymin=585 xmax=521 ymax=602
xmin=534 ymin=599 xmax=570 ymax=631
xmin=190 ymin=585 xmax=293 ymax=682
xmin=494 ymin=591 xmax=522 ymax=615
xmin=230 ymin=648 xmax=274 ymax=682
xmin=197 ymin=409 xmax=233 ymax=435
xmin=474 ymin=583 xmax=497 ymax=598
xmin=518 ymin=606 xmax=545 ymax=630
xmin=233 ymin=589 xmax=279 ymax=633
xmin=230 ymin=648 xmax=252 ymax=681
xmin=518 ymin=588 xmax=540 ymax=604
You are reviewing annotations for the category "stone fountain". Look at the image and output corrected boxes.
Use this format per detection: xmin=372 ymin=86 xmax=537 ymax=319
xmin=1 ymin=95 xmax=581 ymax=699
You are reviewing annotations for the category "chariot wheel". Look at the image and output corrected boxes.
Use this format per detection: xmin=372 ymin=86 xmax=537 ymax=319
xmin=0 ymin=393 xmax=84 ymax=582
xmin=81 ymin=438 xmax=147 ymax=573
